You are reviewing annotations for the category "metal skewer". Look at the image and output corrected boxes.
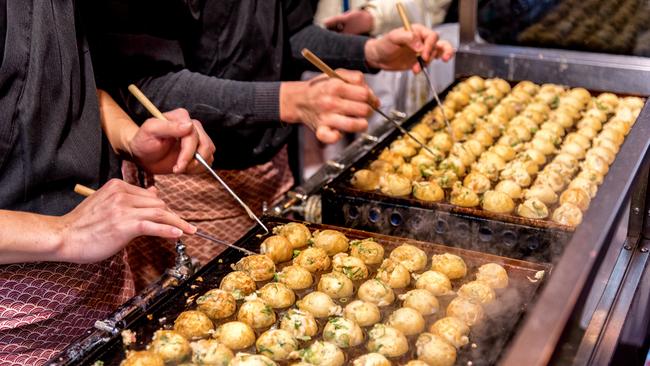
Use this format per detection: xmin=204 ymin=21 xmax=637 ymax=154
xmin=127 ymin=84 xmax=269 ymax=234
xmin=301 ymin=48 xmax=439 ymax=158
xmin=396 ymin=2 xmax=452 ymax=137
xmin=74 ymin=184 xmax=256 ymax=256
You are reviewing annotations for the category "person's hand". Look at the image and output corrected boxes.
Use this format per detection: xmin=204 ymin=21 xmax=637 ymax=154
xmin=364 ymin=24 xmax=454 ymax=73
xmin=323 ymin=9 xmax=374 ymax=35
xmin=280 ymin=70 xmax=377 ymax=143
xmin=56 ymin=179 xmax=196 ymax=264
xmin=127 ymin=108 xmax=216 ymax=174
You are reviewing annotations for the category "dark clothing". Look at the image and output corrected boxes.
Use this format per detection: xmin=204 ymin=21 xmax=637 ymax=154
xmin=0 ymin=0 xmax=120 ymax=215
xmin=86 ymin=0 xmax=372 ymax=169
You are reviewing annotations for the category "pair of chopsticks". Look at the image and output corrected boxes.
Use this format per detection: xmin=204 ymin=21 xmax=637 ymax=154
xmin=74 ymin=184 xmax=256 ymax=255
xmin=127 ymin=85 xmax=269 ymax=235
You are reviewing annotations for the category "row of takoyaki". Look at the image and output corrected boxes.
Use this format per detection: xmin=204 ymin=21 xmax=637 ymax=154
xmin=121 ymin=223 xmax=511 ymax=366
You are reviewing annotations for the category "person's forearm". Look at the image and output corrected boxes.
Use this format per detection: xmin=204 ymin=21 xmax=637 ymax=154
xmin=290 ymin=25 xmax=375 ymax=73
xmin=0 ymin=210 xmax=64 ymax=264
xmin=128 ymin=70 xmax=283 ymax=129
xmin=97 ymin=89 xmax=139 ymax=158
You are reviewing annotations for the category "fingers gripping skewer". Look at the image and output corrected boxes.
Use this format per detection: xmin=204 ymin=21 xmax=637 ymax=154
xmin=127 ymin=84 xmax=269 ymax=234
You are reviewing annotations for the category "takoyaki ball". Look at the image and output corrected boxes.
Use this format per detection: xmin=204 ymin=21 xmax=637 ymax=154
xmin=490 ymin=145 xmax=516 ymax=161
xmin=396 ymin=163 xmax=421 ymax=181
xmin=312 ymin=230 xmax=349 ymax=256
xmin=196 ymin=289 xmax=237 ymax=321
xmin=358 ymin=279 xmax=395 ymax=307
xmin=389 ymin=244 xmax=427 ymax=272
xmin=491 ymin=103 xmax=517 ymax=120
xmin=369 ymin=160 xmax=394 ymax=174
xmin=476 ymin=263 xmax=509 ymax=289
xmin=559 ymin=96 xmax=584 ymax=111
xmin=293 ymin=247 xmax=331 ymax=273
xmin=524 ymin=184 xmax=558 ymax=205
xmin=410 ymin=154 xmax=436 ymax=170
xmin=450 ymin=143 xmax=476 ymax=167
xmin=577 ymin=126 xmax=598 ymax=140
xmin=121 ymin=351 xmax=164 ymax=366
xmin=439 ymin=156 xmax=466 ymax=177
xmin=229 ymin=353 xmax=277 ymax=366
xmin=380 ymin=173 xmax=412 ymax=197
xmin=258 ymin=282 xmax=296 ymax=309
xmin=569 ymin=177 xmax=598 ymax=198
xmin=541 ymin=121 xmax=566 ymax=137
xmin=173 ymin=310 xmax=214 ymax=340
xmin=577 ymin=169 xmax=605 ymax=186
xmin=498 ymin=166 xmax=532 ymax=188
xmin=414 ymin=271 xmax=453 ymax=297
xmin=467 ymin=102 xmax=490 ymax=118
xmin=429 ymin=132 xmax=453 ymax=153
xmin=213 ymin=322 xmax=256 ymax=351
xmin=453 ymin=81 xmax=474 ymax=95
xmin=332 ymin=253 xmax=369 ymax=281
xmin=429 ymin=317 xmax=470 ymax=349
xmin=446 ymin=90 xmax=470 ymax=107
xmin=531 ymin=138 xmax=557 ymax=155
xmin=367 ymin=324 xmax=410 ymax=358
xmin=512 ymin=80 xmax=538 ymax=95
xmin=535 ymin=170 xmax=566 ymax=192
xmin=220 ymin=271 xmax=256 ymax=300
xmin=526 ymin=102 xmax=551 ymax=116
xmin=430 ymin=253 xmax=467 ymax=280
xmin=585 ymin=146 xmax=616 ymax=165
xmin=482 ymin=190 xmax=516 ymax=214
xmin=568 ymin=87 xmax=591 ymax=104
xmin=479 ymin=120 xmax=505 ymax=138
xmin=564 ymin=132 xmax=591 ymax=151
xmin=351 ymin=353 xmax=391 ymax=366
xmin=561 ymin=141 xmax=587 ymax=159
xmin=190 ymin=339 xmax=234 ymax=366
xmin=377 ymin=149 xmax=405 ymax=169
xmin=606 ymin=118 xmax=632 ymax=136
xmin=297 ymin=291 xmax=342 ymax=318
xmin=449 ymin=182 xmax=480 ymax=208
xmin=237 ymin=298 xmax=276 ymax=329
xmin=432 ymin=106 xmax=456 ymax=127
xmin=277 ymin=265 xmax=313 ymax=290
xmin=495 ymin=180 xmax=523 ymax=200
xmin=517 ymin=198 xmax=549 ymax=219
xmin=506 ymin=125 xmax=532 ymax=141
xmin=296 ymin=341 xmax=345 ymax=366
xmin=344 ymin=300 xmax=382 ymax=327
xmin=352 ymin=169 xmax=381 ymax=191
xmin=466 ymin=76 xmax=486 ymax=91
xmin=376 ymin=259 xmax=411 ymax=289
xmin=415 ymin=333 xmax=457 ymax=366
xmin=404 ymin=361 xmax=429 ymax=366
xmin=450 ymin=119 xmax=472 ymax=141
xmin=518 ymin=147 xmax=547 ymax=165
xmin=464 ymin=139 xmax=485 ymax=157
xmin=256 ymin=329 xmax=299 ymax=361
xmin=552 ymin=202 xmax=584 ymax=227
xmin=318 ymin=271 xmax=354 ymax=299
xmin=234 ymin=254 xmax=276 ymax=281
xmin=149 ymin=330 xmax=192 ymax=364
xmin=544 ymin=161 xmax=573 ymax=177
xmin=488 ymin=77 xmax=511 ymax=94
xmin=593 ymin=136 xmax=620 ymax=155
xmin=583 ymin=154 xmax=610 ymax=176
xmin=463 ymin=172 xmax=491 ymax=194
xmin=446 ymin=297 xmax=484 ymax=326
xmin=621 ymin=96 xmax=645 ymax=110
xmin=386 ymin=307 xmax=425 ymax=336
xmin=430 ymin=169 xmax=459 ymax=189
xmin=412 ymin=181 xmax=445 ymax=202
xmin=457 ymin=281 xmax=496 ymax=305
xmin=556 ymin=104 xmax=581 ymax=120
xmin=471 ymin=162 xmax=499 ymax=182
xmin=599 ymin=129 xmax=625 ymax=147
xmin=577 ymin=117 xmax=603 ymax=132
xmin=390 ymin=139 xmax=417 ymax=158
xmin=399 ymin=289 xmax=439 ymax=316
xmin=280 ymin=309 xmax=319 ymax=339
xmin=478 ymin=152 xmax=506 ymax=171
xmin=323 ymin=317 xmax=365 ymax=348
xmin=350 ymin=238 xmax=385 ymax=265
xmin=274 ymin=222 xmax=312 ymax=249
xmin=582 ymin=107 xmax=606 ymax=122
xmin=597 ymin=92 xmax=619 ymax=110
xmin=411 ymin=122 xmax=435 ymax=139
xmin=560 ymin=188 xmax=591 ymax=211
xmin=548 ymin=112 xmax=575 ymax=129
xmin=553 ymin=153 xmax=579 ymax=171
xmin=522 ymin=109 xmax=546 ymax=124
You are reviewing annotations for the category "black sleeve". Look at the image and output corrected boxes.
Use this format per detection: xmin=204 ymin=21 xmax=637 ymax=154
xmin=0 ymin=0 xmax=6 ymax=66
xmin=290 ymin=25 xmax=377 ymax=73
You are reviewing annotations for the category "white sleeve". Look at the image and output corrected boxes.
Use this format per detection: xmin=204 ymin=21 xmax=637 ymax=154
xmin=365 ymin=0 xmax=453 ymax=36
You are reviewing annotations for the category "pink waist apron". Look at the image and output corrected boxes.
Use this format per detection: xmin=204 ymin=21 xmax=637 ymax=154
xmin=127 ymin=147 xmax=294 ymax=291
xmin=0 ymin=252 xmax=134 ymax=365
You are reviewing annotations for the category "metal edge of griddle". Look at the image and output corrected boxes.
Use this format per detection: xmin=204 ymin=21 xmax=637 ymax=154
xmin=498 ymin=99 xmax=650 ymax=366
